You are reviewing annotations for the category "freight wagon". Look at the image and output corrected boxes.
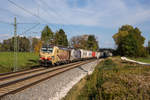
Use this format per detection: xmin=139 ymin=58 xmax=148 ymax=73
xmin=70 ymin=49 xmax=81 ymax=62
xmin=80 ymin=49 xmax=92 ymax=59
xmin=92 ymin=52 xmax=96 ymax=58
xmin=39 ymin=45 xmax=101 ymax=67
xmin=96 ymin=52 xmax=101 ymax=59
xmin=87 ymin=51 xmax=93 ymax=58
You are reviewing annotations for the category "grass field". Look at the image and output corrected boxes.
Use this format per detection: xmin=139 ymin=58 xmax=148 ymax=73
xmin=129 ymin=55 xmax=150 ymax=63
xmin=64 ymin=57 xmax=150 ymax=100
xmin=0 ymin=52 xmax=39 ymax=73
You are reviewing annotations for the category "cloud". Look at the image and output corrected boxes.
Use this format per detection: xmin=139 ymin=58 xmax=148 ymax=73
xmin=0 ymin=34 xmax=12 ymax=42
xmin=0 ymin=34 xmax=10 ymax=37
xmin=1 ymin=0 xmax=150 ymax=48
xmin=1 ymin=0 xmax=148 ymax=27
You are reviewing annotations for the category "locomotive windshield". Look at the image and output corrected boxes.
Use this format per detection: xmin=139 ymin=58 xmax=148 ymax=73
xmin=41 ymin=47 xmax=53 ymax=53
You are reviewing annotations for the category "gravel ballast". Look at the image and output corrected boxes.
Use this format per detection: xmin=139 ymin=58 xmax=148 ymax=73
xmin=2 ymin=60 xmax=100 ymax=100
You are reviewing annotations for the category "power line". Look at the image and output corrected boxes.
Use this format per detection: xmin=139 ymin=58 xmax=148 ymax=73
xmin=40 ymin=0 xmax=61 ymax=17
xmin=17 ymin=22 xmax=40 ymax=24
xmin=0 ymin=21 xmax=13 ymax=25
xmin=7 ymin=0 xmax=47 ymax=23
xmin=0 ymin=7 xmax=39 ymax=25
xmin=32 ymin=0 xmax=40 ymax=16
xmin=22 ymin=23 xmax=40 ymax=34
xmin=7 ymin=0 xmax=39 ymax=18
xmin=3 ymin=0 xmax=67 ymax=26
xmin=32 ymin=0 xmax=56 ymax=21
xmin=40 ymin=0 xmax=67 ymax=24
xmin=39 ymin=0 xmax=68 ymax=30
xmin=33 ymin=0 xmax=66 ymax=24
xmin=7 ymin=0 xmax=67 ymax=30
xmin=33 ymin=0 xmax=64 ymax=31
xmin=0 ymin=21 xmax=40 ymax=25
xmin=0 ymin=7 xmax=20 ymax=18
xmin=38 ymin=0 xmax=57 ymax=17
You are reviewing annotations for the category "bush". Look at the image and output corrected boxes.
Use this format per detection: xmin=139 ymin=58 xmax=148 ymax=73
xmin=113 ymin=25 xmax=146 ymax=57
xmin=76 ymin=58 xmax=150 ymax=100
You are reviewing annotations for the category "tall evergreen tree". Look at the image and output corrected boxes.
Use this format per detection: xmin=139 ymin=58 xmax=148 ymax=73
xmin=87 ymin=35 xmax=99 ymax=51
xmin=41 ymin=25 xmax=54 ymax=44
xmin=54 ymin=29 xmax=68 ymax=46
xmin=148 ymin=41 xmax=150 ymax=54
xmin=148 ymin=41 xmax=150 ymax=47
xmin=0 ymin=43 xmax=2 ymax=51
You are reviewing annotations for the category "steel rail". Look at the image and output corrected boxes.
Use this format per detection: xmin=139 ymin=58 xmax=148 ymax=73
xmin=0 ymin=61 xmax=84 ymax=80
xmin=0 ymin=59 xmax=95 ymax=98
xmin=0 ymin=61 xmax=86 ymax=87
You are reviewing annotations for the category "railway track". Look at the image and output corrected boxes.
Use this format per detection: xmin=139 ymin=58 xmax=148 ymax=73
xmin=0 ymin=59 xmax=95 ymax=98
xmin=0 ymin=61 xmax=85 ymax=81
xmin=0 ymin=67 xmax=45 ymax=80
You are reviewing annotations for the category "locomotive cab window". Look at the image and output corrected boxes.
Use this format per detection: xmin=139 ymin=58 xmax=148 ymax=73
xmin=41 ymin=47 xmax=53 ymax=53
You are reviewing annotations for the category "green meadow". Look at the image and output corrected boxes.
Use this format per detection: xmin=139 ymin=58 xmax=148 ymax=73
xmin=0 ymin=52 xmax=39 ymax=73
xmin=129 ymin=55 xmax=150 ymax=63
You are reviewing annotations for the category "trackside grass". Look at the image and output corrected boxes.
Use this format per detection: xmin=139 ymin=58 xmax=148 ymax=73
xmin=0 ymin=52 xmax=39 ymax=73
xmin=63 ymin=57 xmax=150 ymax=100
xmin=129 ymin=55 xmax=150 ymax=63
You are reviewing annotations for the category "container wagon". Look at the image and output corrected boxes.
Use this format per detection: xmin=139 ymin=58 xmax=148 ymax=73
xmin=70 ymin=49 xmax=81 ymax=62
xmin=87 ymin=51 xmax=93 ymax=59
xmin=80 ymin=49 xmax=88 ymax=60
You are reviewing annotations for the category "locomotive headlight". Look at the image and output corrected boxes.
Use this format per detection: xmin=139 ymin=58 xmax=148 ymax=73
xmin=40 ymin=57 xmax=45 ymax=60
xmin=47 ymin=57 xmax=52 ymax=61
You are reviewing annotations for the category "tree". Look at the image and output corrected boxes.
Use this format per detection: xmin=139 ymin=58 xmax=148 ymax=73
xmin=2 ymin=39 xmax=13 ymax=51
xmin=113 ymin=25 xmax=147 ymax=57
xmin=70 ymin=35 xmax=88 ymax=49
xmin=70 ymin=35 xmax=99 ymax=51
xmin=148 ymin=41 xmax=150 ymax=47
xmin=87 ymin=35 xmax=99 ymax=51
xmin=148 ymin=41 xmax=150 ymax=54
xmin=54 ymin=29 xmax=68 ymax=46
xmin=31 ymin=38 xmax=39 ymax=52
xmin=117 ymin=33 xmax=138 ymax=56
xmin=41 ymin=25 xmax=54 ymax=44
xmin=0 ymin=43 xmax=2 ymax=51
xmin=70 ymin=36 xmax=82 ymax=48
xmin=34 ymin=40 xmax=42 ymax=53
xmin=113 ymin=25 xmax=134 ymax=45
xmin=1 ymin=36 xmax=31 ymax=52
xmin=18 ymin=37 xmax=30 ymax=52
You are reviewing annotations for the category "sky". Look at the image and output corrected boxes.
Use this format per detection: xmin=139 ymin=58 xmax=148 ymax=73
xmin=0 ymin=0 xmax=150 ymax=48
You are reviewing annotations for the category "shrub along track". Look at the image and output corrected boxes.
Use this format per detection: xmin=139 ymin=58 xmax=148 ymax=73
xmin=0 ymin=59 xmax=95 ymax=98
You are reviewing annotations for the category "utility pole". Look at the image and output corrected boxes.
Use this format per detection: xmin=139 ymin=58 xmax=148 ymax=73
xmin=13 ymin=17 xmax=17 ymax=72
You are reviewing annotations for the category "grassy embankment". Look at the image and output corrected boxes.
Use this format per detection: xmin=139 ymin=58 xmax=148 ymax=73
xmin=0 ymin=52 xmax=39 ymax=73
xmin=64 ymin=57 xmax=150 ymax=100
xmin=129 ymin=55 xmax=150 ymax=63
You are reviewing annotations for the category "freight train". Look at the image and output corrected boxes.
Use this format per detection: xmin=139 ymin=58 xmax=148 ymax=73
xmin=39 ymin=45 xmax=101 ymax=67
